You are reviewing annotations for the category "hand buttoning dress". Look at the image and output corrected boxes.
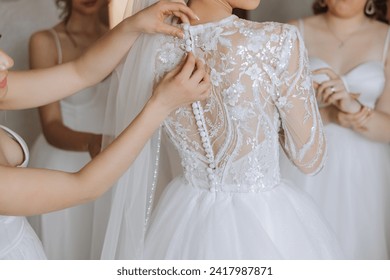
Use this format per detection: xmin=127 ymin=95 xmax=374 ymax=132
xmin=101 ymin=11 xmax=343 ymax=259
xmin=0 ymin=125 xmax=46 ymax=260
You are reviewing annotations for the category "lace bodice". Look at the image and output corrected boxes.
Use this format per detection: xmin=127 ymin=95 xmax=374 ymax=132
xmin=154 ymin=16 xmax=326 ymax=193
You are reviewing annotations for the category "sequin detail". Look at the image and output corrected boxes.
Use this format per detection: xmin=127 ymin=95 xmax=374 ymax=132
xmin=156 ymin=16 xmax=326 ymax=193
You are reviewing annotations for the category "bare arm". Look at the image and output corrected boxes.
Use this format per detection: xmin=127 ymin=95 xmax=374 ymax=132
xmin=343 ymin=47 xmax=390 ymax=142
xmin=0 ymin=1 xmax=198 ymax=110
xmin=0 ymin=53 xmax=210 ymax=216
xmin=29 ymin=30 xmax=102 ymax=156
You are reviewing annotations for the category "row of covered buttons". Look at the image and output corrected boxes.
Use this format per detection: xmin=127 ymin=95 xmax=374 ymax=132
xmin=192 ymin=102 xmax=218 ymax=191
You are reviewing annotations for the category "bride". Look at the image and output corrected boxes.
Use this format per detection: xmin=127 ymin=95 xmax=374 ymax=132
xmin=101 ymin=0 xmax=343 ymax=259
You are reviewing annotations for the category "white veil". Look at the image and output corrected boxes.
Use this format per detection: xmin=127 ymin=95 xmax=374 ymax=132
xmin=100 ymin=0 xmax=163 ymax=259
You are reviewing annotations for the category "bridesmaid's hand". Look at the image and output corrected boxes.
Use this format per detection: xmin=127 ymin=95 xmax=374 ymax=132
xmin=313 ymin=68 xmax=360 ymax=113
xmin=151 ymin=52 xmax=211 ymax=114
xmin=128 ymin=0 xmax=199 ymax=39
xmin=88 ymin=134 xmax=103 ymax=159
xmin=337 ymin=106 xmax=373 ymax=132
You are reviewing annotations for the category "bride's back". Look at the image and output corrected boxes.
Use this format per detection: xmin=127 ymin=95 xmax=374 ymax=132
xmin=155 ymin=16 xmax=325 ymax=192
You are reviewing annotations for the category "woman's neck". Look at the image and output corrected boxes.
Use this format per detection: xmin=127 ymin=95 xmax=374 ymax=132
xmin=324 ymin=12 xmax=370 ymax=36
xmin=66 ymin=11 xmax=103 ymax=35
xmin=188 ymin=0 xmax=233 ymax=25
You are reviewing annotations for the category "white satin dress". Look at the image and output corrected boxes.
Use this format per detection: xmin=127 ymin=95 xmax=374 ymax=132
xmin=28 ymin=30 xmax=110 ymax=260
xmin=281 ymin=20 xmax=390 ymax=260
xmin=0 ymin=125 xmax=46 ymax=260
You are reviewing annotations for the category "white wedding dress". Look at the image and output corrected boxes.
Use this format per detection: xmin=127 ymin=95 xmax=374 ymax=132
xmin=0 ymin=125 xmax=46 ymax=260
xmin=28 ymin=30 xmax=110 ymax=260
xmin=140 ymin=15 xmax=343 ymax=259
xmin=281 ymin=20 xmax=390 ymax=259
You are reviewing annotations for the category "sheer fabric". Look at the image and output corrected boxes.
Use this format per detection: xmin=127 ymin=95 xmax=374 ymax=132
xmin=157 ymin=16 xmax=326 ymax=195
xmin=101 ymin=0 xmax=160 ymax=259
xmin=101 ymin=0 xmax=329 ymax=259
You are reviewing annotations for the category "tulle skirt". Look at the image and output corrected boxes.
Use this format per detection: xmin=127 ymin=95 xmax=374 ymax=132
xmin=0 ymin=216 xmax=46 ymax=260
xmin=281 ymin=124 xmax=390 ymax=259
xmin=144 ymin=176 xmax=344 ymax=259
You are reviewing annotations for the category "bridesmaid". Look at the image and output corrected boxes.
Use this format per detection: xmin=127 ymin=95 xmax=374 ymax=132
xmin=282 ymin=0 xmax=390 ymax=259
xmin=0 ymin=1 xmax=209 ymax=259
xmin=27 ymin=0 xmax=110 ymax=260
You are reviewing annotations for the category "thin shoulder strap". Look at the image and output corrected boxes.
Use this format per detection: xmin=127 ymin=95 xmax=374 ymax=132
xmin=49 ymin=29 xmax=63 ymax=65
xmin=381 ymin=27 xmax=390 ymax=64
xmin=297 ymin=18 xmax=305 ymax=39
xmin=0 ymin=125 xmax=29 ymax=167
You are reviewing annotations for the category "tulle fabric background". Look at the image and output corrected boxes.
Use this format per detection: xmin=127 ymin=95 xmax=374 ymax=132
xmin=100 ymin=0 xmax=164 ymax=259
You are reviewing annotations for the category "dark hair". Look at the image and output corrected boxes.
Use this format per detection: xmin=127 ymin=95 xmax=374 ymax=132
xmin=312 ymin=0 xmax=389 ymax=24
xmin=56 ymin=0 xmax=72 ymax=23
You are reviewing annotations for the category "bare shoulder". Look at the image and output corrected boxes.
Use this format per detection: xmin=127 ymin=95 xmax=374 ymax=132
xmin=29 ymin=29 xmax=56 ymax=51
xmin=295 ymin=15 xmax=324 ymax=29
xmin=369 ymin=19 xmax=389 ymax=35
xmin=29 ymin=26 xmax=61 ymax=67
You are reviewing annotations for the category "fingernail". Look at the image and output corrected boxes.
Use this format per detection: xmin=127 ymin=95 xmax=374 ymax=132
xmin=195 ymin=15 xmax=200 ymax=21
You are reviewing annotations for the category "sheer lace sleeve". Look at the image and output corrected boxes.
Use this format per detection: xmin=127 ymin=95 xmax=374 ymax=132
xmin=274 ymin=25 xmax=326 ymax=175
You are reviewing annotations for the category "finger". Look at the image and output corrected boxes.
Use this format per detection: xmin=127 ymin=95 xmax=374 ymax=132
xmin=316 ymin=82 xmax=332 ymax=99
xmin=352 ymin=108 xmax=371 ymax=126
xmin=337 ymin=110 xmax=362 ymax=128
xmin=165 ymin=59 xmax=184 ymax=80
xmin=197 ymin=79 xmax=212 ymax=93
xmin=198 ymin=68 xmax=211 ymax=92
xmin=326 ymin=92 xmax=345 ymax=104
xmin=321 ymin=87 xmax=337 ymax=103
xmin=356 ymin=115 xmax=371 ymax=127
xmin=158 ymin=24 xmax=184 ymax=38
xmin=342 ymin=113 xmax=359 ymax=122
xmin=313 ymin=68 xmax=339 ymax=80
xmin=314 ymin=86 xmax=323 ymax=103
xmin=337 ymin=114 xmax=349 ymax=127
xmin=190 ymin=59 xmax=207 ymax=83
xmin=176 ymin=52 xmax=196 ymax=80
xmin=350 ymin=107 xmax=368 ymax=120
xmin=172 ymin=10 xmax=190 ymax=24
xmin=353 ymin=115 xmax=368 ymax=127
xmin=317 ymin=80 xmax=337 ymax=93
xmin=350 ymin=93 xmax=361 ymax=99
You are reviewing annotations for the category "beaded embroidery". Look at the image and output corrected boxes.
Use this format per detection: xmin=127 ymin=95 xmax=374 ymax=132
xmin=155 ymin=16 xmax=326 ymax=193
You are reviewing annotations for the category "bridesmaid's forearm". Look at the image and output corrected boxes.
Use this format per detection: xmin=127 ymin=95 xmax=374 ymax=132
xmin=77 ymin=98 xmax=168 ymax=200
